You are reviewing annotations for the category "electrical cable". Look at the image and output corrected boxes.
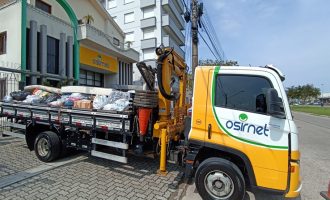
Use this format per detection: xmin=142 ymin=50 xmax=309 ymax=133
xmin=198 ymin=31 xmax=219 ymax=60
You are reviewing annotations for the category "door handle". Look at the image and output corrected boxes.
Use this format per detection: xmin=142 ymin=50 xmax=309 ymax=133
xmin=208 ymin=124 xmax=212 ymax=139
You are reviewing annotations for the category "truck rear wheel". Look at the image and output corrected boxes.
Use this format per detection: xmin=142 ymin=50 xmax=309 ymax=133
xmin=34 ymin=131 xmax=61 ymax=162
xmin=195 ymin=157 xmax=245 ymax=200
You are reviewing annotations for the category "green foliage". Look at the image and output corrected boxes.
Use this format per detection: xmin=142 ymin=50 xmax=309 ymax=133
xmin=198 ymin=59 xmax=239 ymax=66
xmin=186 ymin=72 xmax=193 ymax=92
xmin=42 ymin=81 xmax=52 ymax=87
xmin=287 ymin=84 xmax=320 ymax=102
xmin=83 ymin=14 xmax=94 ymax=25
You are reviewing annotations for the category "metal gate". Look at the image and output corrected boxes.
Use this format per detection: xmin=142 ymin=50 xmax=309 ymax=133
xmin=0 ymin=70 xmax=21 ymax=137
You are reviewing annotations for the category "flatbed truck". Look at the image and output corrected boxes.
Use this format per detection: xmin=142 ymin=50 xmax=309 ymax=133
xmin=0 ymin=48 xmax=301 ymax=199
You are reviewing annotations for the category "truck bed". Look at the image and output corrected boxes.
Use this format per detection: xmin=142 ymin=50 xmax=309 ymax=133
xmin=0 ymin=101 xmax=132 ymax=133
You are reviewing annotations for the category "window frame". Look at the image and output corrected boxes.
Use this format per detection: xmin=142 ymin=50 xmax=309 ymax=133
xmin=214 ymin=74 xmax=275 ymax=115
xmin=113 ymin=37 xmax=120 ymax=46
xmin=125 ymin=31 xmax=134 ymax=43
xmin=35 ymin=0 xmax=51 ymax=14
xmin=143 ymin=7 xmax=155 ymax=19
xmin=0 ymin=31 xmax=7 ymax=55
xmin=124 ymin=12 xmax=135 ymax=24
xmin=108 ymin=0 xmax=117 ymax=9
xmin=47 ymin=36 xmax=59 ymax=74
xmin=79 ymin=69 xmax=104 ymax=87
xmin=143 ymin=27 xmax=155 ymax=39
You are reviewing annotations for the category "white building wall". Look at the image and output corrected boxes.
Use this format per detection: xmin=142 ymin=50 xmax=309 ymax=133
xmin=28 ymin=0 xmax=125 ymax=42
xmin=105 ymin=0 xmax=185 ymax=85
xmin=0 ymin=2 xmax=22 ymax=69
xmin=106 ymin=0 xmax=164 ymax=84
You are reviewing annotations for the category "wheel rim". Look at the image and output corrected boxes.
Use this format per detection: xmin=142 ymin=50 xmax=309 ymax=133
xmin=37 ymin=138 xmax=50 ymax=157
xmin=204 ymin=170 xmax=235 ymax=199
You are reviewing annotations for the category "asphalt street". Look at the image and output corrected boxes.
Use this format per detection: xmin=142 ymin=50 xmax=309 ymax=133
xmin=181 ymin=112 xmax=330 ymax=200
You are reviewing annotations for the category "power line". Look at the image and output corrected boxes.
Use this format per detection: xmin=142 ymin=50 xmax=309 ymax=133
xmin=203 ymin=11 xmax=226 ymax=59
xmin=197 ymin=3 xmax=226 ymax=61
xmin=198 ymin=32 xmax=219 ymax=60
xmin=201 ymin=19 xmax=223 ymax=60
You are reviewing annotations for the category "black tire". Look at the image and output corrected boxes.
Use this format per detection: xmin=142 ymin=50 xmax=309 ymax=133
xmin=34 ymin=131 xmax=61 ymax=162
xmin=195 ymin=157 xmax=245 ymax=200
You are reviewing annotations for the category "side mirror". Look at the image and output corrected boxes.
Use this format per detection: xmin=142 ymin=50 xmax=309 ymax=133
xmin=266 ymin=88 xmax=286 ymax=119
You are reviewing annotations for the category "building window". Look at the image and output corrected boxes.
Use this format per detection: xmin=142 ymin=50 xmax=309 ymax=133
xmin=143 ymin=28 xmax=155 ymax=39
xmin=108 ymin=0 xmax=116 ymax=8
xmin=124 ymin=12 xmax=134 ymax=24
xmin=79 ymin=69 xmax=104 ymax=87
xmin=124 ymin=0 xmax=134 ymax=4
xmin=0 ymin=32 xmax=7 ymax=55
xmin=215 ymin=75 xmax=273 ymax=114
xmin=143 ymin=48 xmax=155 ymax=60
xmin=36 ymin=0 xmax=51 ymax=14
xmin=143 ymin=7 xmax=155 ymax=19
xmin=125 ymin=32 xmax=134 ymax=43
xmin=113 ymin=37 xmax=120 ymax=46
xmin=47 ymin=36 xmax=59 ymax=74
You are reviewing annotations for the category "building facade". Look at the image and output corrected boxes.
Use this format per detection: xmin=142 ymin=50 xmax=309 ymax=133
xmin=100 ymin=0 xmax=185 ymax=84
xmin=0 ymin=0 xmax=139 ymax=89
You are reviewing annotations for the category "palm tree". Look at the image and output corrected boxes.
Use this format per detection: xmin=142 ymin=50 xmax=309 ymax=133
xmin=83 ymin=14 xmax=94 ymax=25
xmin=125 ymin=41 xmax=133 ymax=48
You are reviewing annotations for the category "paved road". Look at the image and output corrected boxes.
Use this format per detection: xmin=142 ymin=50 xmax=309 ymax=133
xmin=0 ymin=112 xmax=329 ymax=199
xmin=0 ymin=137 xmax=183 ymax=200
xmin=181 ymin=112 xmax=330 ymax=200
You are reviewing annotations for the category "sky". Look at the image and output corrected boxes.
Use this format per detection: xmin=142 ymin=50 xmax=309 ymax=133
xmin=196 ymin=0 xmax=330 ymax=92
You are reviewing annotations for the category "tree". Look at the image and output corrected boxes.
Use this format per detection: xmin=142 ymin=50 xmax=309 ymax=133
xmin=83 ymin=14 xmax=94 ymax=25
xmin=287 ymin=84 xmax=320 ymax=103
xmin=198 ymin=59 xmax=238 ymax=66
xmin=125 ymin=41 xmax=132 ymax=48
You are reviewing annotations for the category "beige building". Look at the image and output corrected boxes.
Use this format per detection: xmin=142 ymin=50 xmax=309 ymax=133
xmin=0 ymin=0 xmax=139 ymax=88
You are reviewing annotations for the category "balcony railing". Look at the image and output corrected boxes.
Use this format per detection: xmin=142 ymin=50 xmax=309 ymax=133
xmin=0 ymin=0 xmax=18 ymax=10
xmin=79 ymin=24 xmax=139 ymax=62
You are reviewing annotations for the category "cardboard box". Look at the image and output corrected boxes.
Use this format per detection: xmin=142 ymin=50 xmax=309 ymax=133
xmin=74 ymin=100 xmax=93 ymax=109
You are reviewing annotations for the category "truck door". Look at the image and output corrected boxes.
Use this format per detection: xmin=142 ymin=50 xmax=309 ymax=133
xmin=206 ymin=67 xmax=290 ymax=190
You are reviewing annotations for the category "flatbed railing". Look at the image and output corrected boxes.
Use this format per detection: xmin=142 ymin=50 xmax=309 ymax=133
xmin=0 ymin=102 xmax=132 ymax=133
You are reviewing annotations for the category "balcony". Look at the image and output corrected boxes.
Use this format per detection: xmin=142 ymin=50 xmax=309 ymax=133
xmin=163 ymin=35 xmax=184 ymax=59
xmin=0 ymin=0 xmax=17 ymax=9
xmin=141 ymin=17 xmax=156 ymax=29
xmin=162 ymin=15 xmax=185 ymax=46
xmin=162 ymin=0 xmax=185 ymax=29
xmin=140 ymin=0 xmax=156 ymax=9
xmin=141 ymin=38 xmax=157 ymax=50
xmin=78 ymin=24 xmax=139 ymax=62
xmin=173 ymin=0 xmax=184 ymax=14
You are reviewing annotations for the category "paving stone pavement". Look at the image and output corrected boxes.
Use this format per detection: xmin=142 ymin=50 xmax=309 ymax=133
xmin=0 ymin=137 xmax=43 ymax=178
xmin=0 ymin=136 xmax=184 ymax=200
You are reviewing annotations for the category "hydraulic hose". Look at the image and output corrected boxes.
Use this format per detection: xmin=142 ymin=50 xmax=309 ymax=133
xmin=157 ymin=49 xmax=178 ymax=101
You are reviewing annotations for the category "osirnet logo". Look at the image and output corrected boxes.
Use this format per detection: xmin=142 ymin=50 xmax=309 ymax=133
xmin=239 ymin=113 xmax=248 ymax=122
xmin=225 ymin=113 xmax=269 ymax=137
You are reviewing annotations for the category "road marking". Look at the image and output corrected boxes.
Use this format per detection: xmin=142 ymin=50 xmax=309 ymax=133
xmin=0 ymin=154 xmax=87 ymax=189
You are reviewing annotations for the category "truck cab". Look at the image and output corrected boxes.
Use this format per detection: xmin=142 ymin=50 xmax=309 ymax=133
xmin=186 ymin=66 xmax=301 ymax=199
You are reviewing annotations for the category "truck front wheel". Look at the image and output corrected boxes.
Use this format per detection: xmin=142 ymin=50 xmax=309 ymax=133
xmin=195 ymin=157 xmax=245 ymax=200
xmin=34 ymin=131 xmax=61 ymax=162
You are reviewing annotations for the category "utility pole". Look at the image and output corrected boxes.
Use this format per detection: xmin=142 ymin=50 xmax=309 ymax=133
xmin=191 ymin=0 xmax=198 ymax=81
xmin=186 ymin=0 xmax=203 ymax=82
